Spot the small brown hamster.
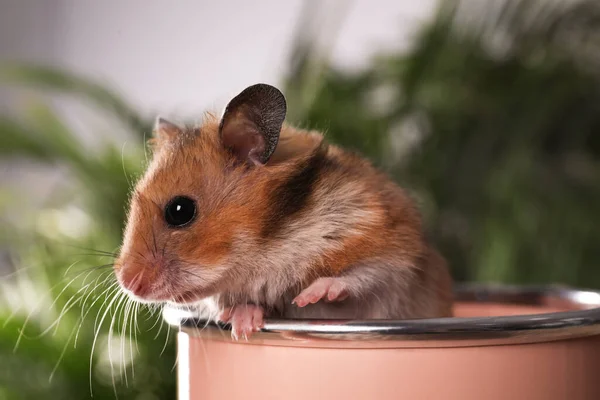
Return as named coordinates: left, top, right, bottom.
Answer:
left=115, top=84, right=453, bottom=339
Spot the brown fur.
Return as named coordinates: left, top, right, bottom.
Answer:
left=115, top=113, right=453, bottom=318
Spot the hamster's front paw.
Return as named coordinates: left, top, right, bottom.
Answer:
left=218, top=304, right=264, bottom=341
left=292, top=277, right=349, bottom=307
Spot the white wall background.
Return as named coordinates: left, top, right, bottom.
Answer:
left=1, top=0, right=435, bottom=115
left=0, top=0, right=436, bottom=196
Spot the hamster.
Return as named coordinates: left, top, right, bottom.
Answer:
left=114, top=84, right=453, bottom=340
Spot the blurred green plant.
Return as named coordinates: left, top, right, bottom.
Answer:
left=1, top=0, right=600, bottom=398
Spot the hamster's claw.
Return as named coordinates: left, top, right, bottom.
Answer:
left=292, top=277, right=349, bottom=307
left=219, top=304, right=264, bottom=341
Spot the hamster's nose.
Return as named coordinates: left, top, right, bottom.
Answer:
left=118, top=264, right=149, bottom=297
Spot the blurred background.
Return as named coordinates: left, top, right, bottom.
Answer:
left=2, top=0, right=600, bottom=398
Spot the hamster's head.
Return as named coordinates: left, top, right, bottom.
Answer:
left=114, top=84, right=290, bottom=304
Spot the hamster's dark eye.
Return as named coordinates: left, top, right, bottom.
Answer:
left=164, top=196, right=197, bottom=227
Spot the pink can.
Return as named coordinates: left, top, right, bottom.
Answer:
left=164, top=284, right=600, bottom=400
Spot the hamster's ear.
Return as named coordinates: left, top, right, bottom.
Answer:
left=219, top=83, right=287, bottom=166
left=153, top=117, right=182, bottom=141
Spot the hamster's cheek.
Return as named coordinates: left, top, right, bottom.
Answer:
left=161, top=263, right=228, bottom=304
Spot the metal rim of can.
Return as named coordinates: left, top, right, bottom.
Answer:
left=163, top=283, right=600, bottom=348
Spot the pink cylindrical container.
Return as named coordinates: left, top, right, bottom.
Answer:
left=164, top=284, right=600, bottom=400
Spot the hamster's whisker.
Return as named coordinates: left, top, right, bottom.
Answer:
left=59, top=242, right=120, bottom=257
left=42, top=265, right=120, bottom=394
left=133, top=301, right=141, bottom=353
left=161, top=318, right=172, bottom=358
left=75, top=279, right=119, bottom=348
left=127, top=296, right=137, bottom=381
left=72, top=276, right=115, bottom=344
left=119, top=291, right=130, bottom=389
left=151, top=226, right=159, bottom=256
left=93, top=283, right=122, bottom=337
left=80, top=273, right=117, bottom=322
left=152, top=307, right=165, bottom=340
left=89, top=284, right=124, bottom=397
left=49, top=314, right=79, bottom=384
left=138, top=231, right=153, bottom=255
left=127, top=250, right=149, bottom=266
left=113, top=290, right=126, bottom=385
left=179, top=268, right=205, bottom=281
left=62, top=263, right=115, bottom=278
left=31, top=270, right=112, bottom=339
left=121, top=292, right=132, bottom=390
left=13, top=262, right=101, bottom=348
left=169, top=323, right=179, bottom=374
left=108, top=291, right=127, bottom=391
left=195, top=321, right=212, bottom=376
left=158, top=289, right=175, bottom=359
left=70, top=253, right=117, bottom=259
